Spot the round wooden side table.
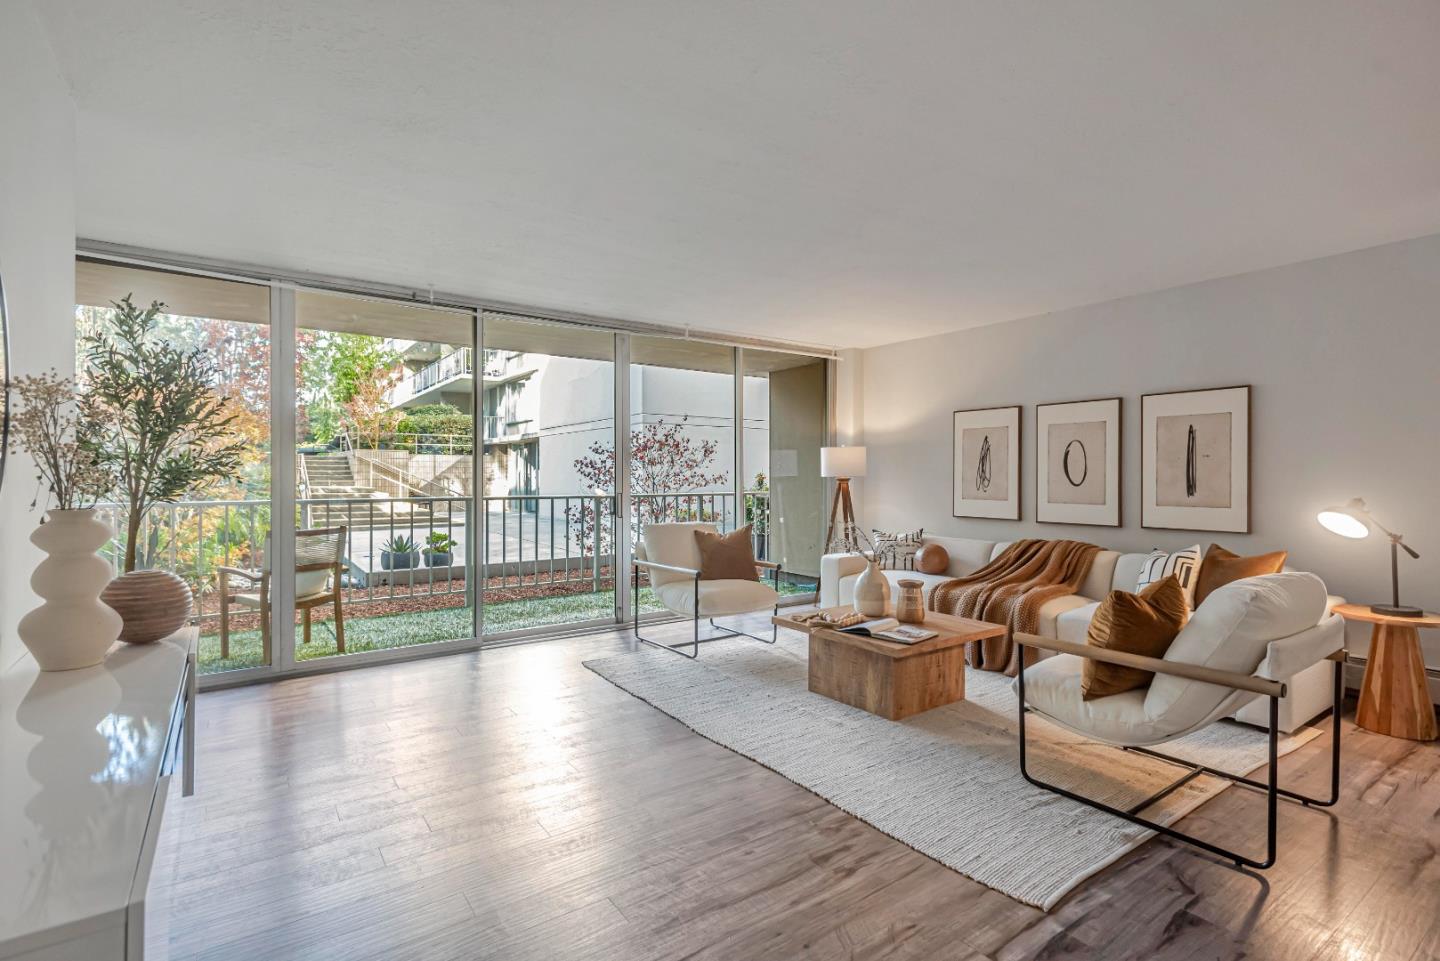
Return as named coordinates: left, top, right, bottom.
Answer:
left=1333, top=603, right=1440, bottom=741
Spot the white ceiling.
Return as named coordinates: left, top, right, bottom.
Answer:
left=39, top=1, right=1440, bottom=350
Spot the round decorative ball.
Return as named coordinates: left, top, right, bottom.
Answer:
left=914, top=543, right=950, bottom=575
left=102, top=570, right=193, bottom=644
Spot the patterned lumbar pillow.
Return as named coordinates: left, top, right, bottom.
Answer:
left=1136, top=544, right=1202, bottom=608
left=871, top=528, right=924, bottom=570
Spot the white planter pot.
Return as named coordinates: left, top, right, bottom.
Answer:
left=17, top=509, right=123, bottom=671
left=853, top=558, right=891, bottom=617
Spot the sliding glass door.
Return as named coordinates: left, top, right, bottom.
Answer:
left=478, top=312, right=618, bottom=636
left=75, top=259, right=274, bottom=676
left=742, top=349, right=827, bottom=599
left=291, top=290, right=478, bottom=663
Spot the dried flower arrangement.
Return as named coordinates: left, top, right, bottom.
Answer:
left=6, top=369, right=113, bottom=512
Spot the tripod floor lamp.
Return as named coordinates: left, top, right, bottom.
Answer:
left=822, top=446, right=867, bottom=554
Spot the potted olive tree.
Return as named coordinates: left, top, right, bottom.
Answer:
left=82, top=296, right=247, bottom=643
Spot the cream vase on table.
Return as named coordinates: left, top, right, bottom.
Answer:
left=853, top=557, right=891, bottom=616
left=17, top=509, right=124, bottom=671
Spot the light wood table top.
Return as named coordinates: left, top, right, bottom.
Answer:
left=773, top=605, right=1006, bottom=658
left=1332, top=604, right=1440, bottom=629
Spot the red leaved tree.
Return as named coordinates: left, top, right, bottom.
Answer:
left=566, top=418, right=729, bottom=555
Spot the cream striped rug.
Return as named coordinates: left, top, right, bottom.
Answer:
left=584, top=630, right=1318, bottom=910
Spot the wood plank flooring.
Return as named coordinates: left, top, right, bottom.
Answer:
left=146, top=616, right=1440, bottom=961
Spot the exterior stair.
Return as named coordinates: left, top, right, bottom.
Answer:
left=300, top=452, right=448, bottom=532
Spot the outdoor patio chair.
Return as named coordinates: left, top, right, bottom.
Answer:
left=218, top=526, right=348, bottom=662
left=632, top=521, right=781, bottom=658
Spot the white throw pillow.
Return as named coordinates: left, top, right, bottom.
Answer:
left=1137, top=545, right=1202, bottom=608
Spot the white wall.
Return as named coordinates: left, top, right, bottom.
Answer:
left=0, top=1, right=77, bottom=668
left=861, top=233, right=1440, bottom=669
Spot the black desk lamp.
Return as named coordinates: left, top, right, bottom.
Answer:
left=1317, top=497, right=1423, bottom=617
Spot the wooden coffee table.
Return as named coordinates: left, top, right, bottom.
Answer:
left=773, top=605, right=1006, bottom=720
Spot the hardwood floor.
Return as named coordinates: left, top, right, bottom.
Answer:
left=147, top=616, right=1440, bottom=961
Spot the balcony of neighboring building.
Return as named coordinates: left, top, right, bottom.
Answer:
left=384, top=347, right=536, bottom=409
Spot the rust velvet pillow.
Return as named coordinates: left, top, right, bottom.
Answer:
left=1193, top=544, right=1288, bottom=607
left=694, top=524, right=759, bottom=581
left=1081, top=574, right=1190, bottom=700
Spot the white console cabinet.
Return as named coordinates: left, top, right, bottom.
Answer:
left=0, top=628, right=196, bottom=960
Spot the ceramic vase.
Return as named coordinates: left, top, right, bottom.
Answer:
left=102, top=569, right=193, bottom=644
left=17, top=509, right=124, bottom=671
left=853, top=557, right=891, bottom=616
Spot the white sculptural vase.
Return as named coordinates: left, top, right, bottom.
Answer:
left=853, top=557, right=891, bottom=617
left=17, top=509, right=123, bottom=671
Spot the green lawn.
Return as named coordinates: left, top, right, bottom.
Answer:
left=198, top=587, right=666, bottom=673
left=198, top=578, right=815, bottom=674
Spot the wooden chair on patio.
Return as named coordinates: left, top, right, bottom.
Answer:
left=218, top=526, right=348, bottom=662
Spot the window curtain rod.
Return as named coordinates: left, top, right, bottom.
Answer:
left=76, top=239, right=840, bottom=360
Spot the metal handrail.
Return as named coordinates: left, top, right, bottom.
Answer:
left=385, top=346, right=473, bottom=405
left=351, top=448, right=466, bottom=498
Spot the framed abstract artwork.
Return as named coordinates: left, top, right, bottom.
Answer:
left=1141, top=386, right=1250, bottom=532
left=1036, top=397, right=1121, bottom=526
left=952, top=405, right=1020, bottom=520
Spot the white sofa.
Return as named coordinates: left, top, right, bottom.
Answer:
left=820, top=534, right=1343, bottom=733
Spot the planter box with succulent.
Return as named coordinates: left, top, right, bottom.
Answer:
left=81, top=296, right=247, bottom=644
left=380, top=535, right=421, bottom=570
left=422, top=531, right=457, bottom=567
left=8, top=369, right=123, bottom=670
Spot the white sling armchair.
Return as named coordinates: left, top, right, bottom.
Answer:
left=1013, top=572, right=1345, bottom=870
left=632, top=521, right=781, bottom=658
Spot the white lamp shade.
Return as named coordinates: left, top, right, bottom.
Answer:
left=820, top=446, right=866, bottom=478
left=1317, top=498, right=1371, bottom=539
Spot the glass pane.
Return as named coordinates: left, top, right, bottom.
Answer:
left=294, top=291, right=476, bottom=661
left=627, top=336, right=737, bottom=615
left=743, top=350, right=827, bottom=599
left=628, top=335, right=737, bottom=534
left=480, top=312, right=616, bottom=634
left=75, top=260, right=272, bottom=674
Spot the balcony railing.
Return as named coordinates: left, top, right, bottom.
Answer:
left=385, top=347, right=473, bottom=406
left=95, top=490, right=773, bottom=628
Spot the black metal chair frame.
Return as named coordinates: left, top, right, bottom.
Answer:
left=632, top=558, right=780, bottom=658
left=1015, top=635, right=1344, bottom=870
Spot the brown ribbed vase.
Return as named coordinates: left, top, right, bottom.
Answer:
left=102, top=570, right=193, bottom=644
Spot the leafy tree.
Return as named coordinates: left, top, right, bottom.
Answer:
left=746, top=471, right=769, bottom=537
left=565, top=418, right=729, bottom=554
left=342, top=366, right=404, bottom=449
left=80, top=296, right=248, bottom=573
left=299, top=333, right=400, bottom=443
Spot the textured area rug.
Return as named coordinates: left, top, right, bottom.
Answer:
left=584, top=631, right=1318, bottom=910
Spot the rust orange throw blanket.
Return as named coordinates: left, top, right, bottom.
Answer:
left=929, top=539, right=1100, bottom=675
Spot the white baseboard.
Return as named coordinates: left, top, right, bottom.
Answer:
left=1344, top=656, right=1440, bottom=706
